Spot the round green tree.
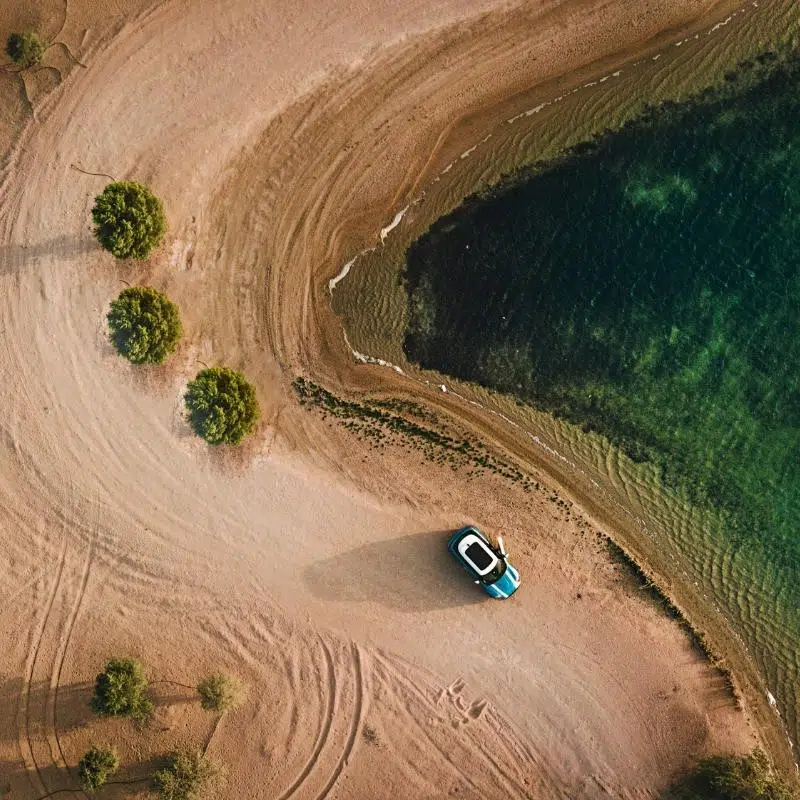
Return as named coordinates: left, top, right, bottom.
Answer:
left=184, top=368, right=260, bottom=445
left=92, top=181, right=166, bottom=259
left=153, top=749, right=224, bottom=800
left=78, top=746, right=119, bottom=793
left=6, top=32, right=44, bottom=68
left=107, top=286, right=183, bottom=364
left=197, top=673, right=245, bottom=712
left=91, top=657, right=153, bottom=724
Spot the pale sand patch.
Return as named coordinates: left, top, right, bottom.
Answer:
left=0, top=0, right=781, bottom=798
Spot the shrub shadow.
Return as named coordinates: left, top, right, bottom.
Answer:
left=0, top=676, right=94, bottom=742
left=0, top=236, right=96, bottom=273
left=0, top=758, right=160, bottom=800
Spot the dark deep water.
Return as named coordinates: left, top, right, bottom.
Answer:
left=404, top=53, right=800, bottom=742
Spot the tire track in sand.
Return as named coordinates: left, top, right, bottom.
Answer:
left=16, top=525, right=96, bottom=797
left=314, top=642, right=365, bottom=800
left=276, top=635, right=337, bottom=800
left=372, top=651, right=486, bottom=798
left=373, top=650, right=544, bottom=799
left=17, top=537, right=68, bottom=796
left=51, top=531, right=96, bottom=778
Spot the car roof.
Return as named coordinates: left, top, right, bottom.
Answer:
left=457, top=533, right=499, bottom=576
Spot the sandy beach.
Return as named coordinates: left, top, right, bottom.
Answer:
left=0, top=1, right=791, bottom=798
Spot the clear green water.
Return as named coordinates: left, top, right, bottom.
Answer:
left=404, top=53, right=800, bottom=743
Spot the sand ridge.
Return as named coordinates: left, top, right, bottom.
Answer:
left=0, top=0, right=782, bottom=797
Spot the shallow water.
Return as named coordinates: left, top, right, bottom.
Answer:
left=403, top=51, right=800, bottom=744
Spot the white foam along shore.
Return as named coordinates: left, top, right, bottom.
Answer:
left=328, top=249, right=374, bottom=293
left=380, top=205, right=410, bottom=242
left=323, top=0, right=774, bottom=521
left=327, top=207, right=411, bottom=295
left=328, top=0, right=761, bottom=305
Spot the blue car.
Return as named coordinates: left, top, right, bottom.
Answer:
left=447, top=526, right=521, bottom=599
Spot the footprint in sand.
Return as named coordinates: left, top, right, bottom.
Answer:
left=442, top=678, right=489, bottom=726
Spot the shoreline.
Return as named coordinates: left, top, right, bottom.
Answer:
left=329, top=0, right=780, bottom=316
left=324, top=0, right=799, bottom=776
left=0, top=0, right=796, bottom=795
left=293, top=367, right=799, bottom=779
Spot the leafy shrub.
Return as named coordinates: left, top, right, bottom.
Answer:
left=665, top=750, right=795, bottom=800
left=184, top=368, right=260, bottom=445
left=6, top=32, right=44, bottom=68
left=78, top=747, right=119, bottom=793
left=197, top=673, right=244, bottom=712
left=92, top=181, right=166, bottom=259
left=107, top=286, right=183, bottom=364
left=152, top=749, right=224, bottom=800
left=91, top=657, right=153, bottom=723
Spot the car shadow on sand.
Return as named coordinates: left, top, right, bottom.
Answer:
left=303, top=530, right=487, bottom=612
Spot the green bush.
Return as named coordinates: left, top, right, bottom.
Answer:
left=152, top=749, right=223, bottom=800
left=6, top=32, right=44, bottom=68
left=665, top=750, right=795, bottom=800
left=197, top=673, right=244, bottom=712
left=107, top=286, right=183, bottom=364
left=91, top=181, right=166, bottom=259
left=184, top=368, right=260, bottom=445
left=91, top=657, right=153, bottom=723
left=78, top=746, right=119, bottom=793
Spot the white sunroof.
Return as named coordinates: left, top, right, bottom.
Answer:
left=457, top=534, right=498, bottom=576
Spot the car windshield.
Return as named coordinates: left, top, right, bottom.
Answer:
left=481, top=557, right=507, bottom=585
